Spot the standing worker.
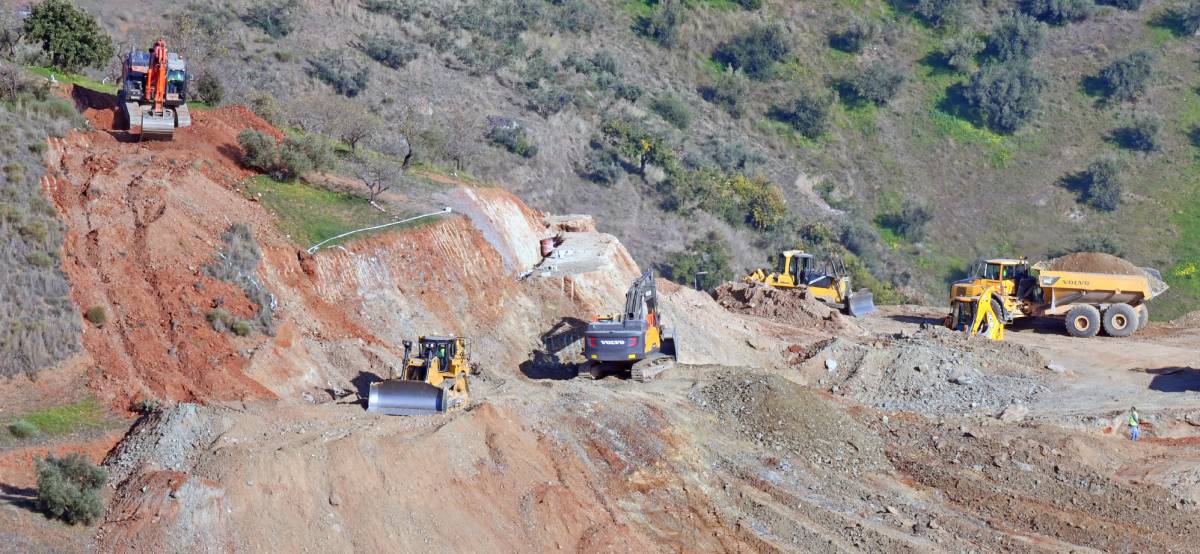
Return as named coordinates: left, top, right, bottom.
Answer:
left=1128, top=406, right=1140, bottom=442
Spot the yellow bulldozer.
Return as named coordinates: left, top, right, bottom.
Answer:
left=946, top=257, right=1165, bottom=338
left=745, top=250, right=877, bottom=317
left=367, top=336, right=471, bottom=415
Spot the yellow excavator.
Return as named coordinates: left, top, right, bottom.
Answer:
left=578, top=270, right=675, bottom=382
left=947, top=285, right=1005, bottom=340
left=745, top=250, right=877, bottom=317
left=367, top=336, right=471, bottom=415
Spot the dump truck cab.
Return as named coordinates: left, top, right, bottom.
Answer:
left=950, top=258, right=1032, bottom=321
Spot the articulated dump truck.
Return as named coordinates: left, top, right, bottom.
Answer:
left=948, top=257, right=1168, bottom=338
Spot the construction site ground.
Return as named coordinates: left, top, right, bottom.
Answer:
left=1, top=87, right=1198, bottom=552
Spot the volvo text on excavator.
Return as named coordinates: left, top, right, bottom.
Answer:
left=367, top=336, right=471, bottom=416
left=579, top=270, right=676, bottom=382
left=119, top=39, right=191, bottom=139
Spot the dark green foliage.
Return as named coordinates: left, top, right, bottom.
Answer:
left=9, top=420, right=37, bottom=438
left=1096, top=0, right=1142, bottom=9
left=634, top=0, right=684, bottom=48
left=650, top=94, right=692, bottom=129
left=203, top=224, right=275, bottom=335
left=230, top=319, right=253, bottom=337
left=913, top=0, right=968, bottom=27
left=278, top=135, right=336, bottom=180
left=206, top=308, right=232, bottom=332
left=1163, top=0, right=1200, bottom=35
left=554, top=0, right=599, bottom=33
left=360, top=34, right=418, bottom=69
left=614, top=82, right=644, bottom=103
left=36, top=453, right=107, bottom=525
left=597, top=116, right=676, bottom=177
left=706, top=140, right=764, bottom=173
left=23, top=0, right=115, bottom=72
left=486, top=124, right=539, bottom=158
left=194, top=71, right=224, bottom=106
left=941, top=34, right=984, bottom=72
left=237, top=130, right=277, bottom=173
left=360, top=0, right=417, bottom=20
left=713, top=24, right=791, bottom=81
left=527, top=87, right=574, bottom=116
left=1112, top=114, right=1160, bottom=152
left=84, top=306, right=106, bottom=327
left=964, top=61, right=1046, bottom=133
left=875, top=202, right=933, bottom=240
left=1019, top=0, right=1093, bottom=25
left=1082, top=156, right=1125, bottom=211
left=580, top=148, right=623, bottom=184
left=243, top=0, right=304, bottom=38
left=702, top=68, right=749, bottom=118
left=736, top=0, right=764, bottom=8
left=774, top=86, right=833, bottom=139
left=986, top=13, right=1045, bottom=61
left=844, top=61, right=905, bottom=106
left=308, top=49, right=371, bottom=97
left=829, top=17, right=879, bottom=54
left=1097, top=49, right=1155, bottom=102
left=662, top=232, right=734, bottom=291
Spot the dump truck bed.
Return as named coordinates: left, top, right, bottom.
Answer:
left=1031, top=267, right=1162, bottom=316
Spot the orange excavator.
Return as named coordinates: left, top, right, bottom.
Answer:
left=119, top=39, right=191, bottom=139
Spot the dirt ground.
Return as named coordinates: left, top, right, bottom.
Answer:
left=3, top=86, right=1199, bottom=553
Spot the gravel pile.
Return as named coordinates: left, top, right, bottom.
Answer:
left=800, top=327, right=1050, bottom=416
left=692, top=372, right=889, bottom=475
left=1044, top=252, right=1169, bottom=298
left=712, top=282, right=859, bottom=333
left=104, top=403, right=231, bottom=484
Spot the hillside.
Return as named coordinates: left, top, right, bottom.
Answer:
left=53, top=0, right=1200, bottom=318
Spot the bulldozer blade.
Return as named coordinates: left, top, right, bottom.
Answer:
left=367, top=380, right=445, bottom=416
left=846, top=290, right=877, bottom=317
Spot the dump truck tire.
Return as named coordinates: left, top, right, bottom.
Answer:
left=1136, top=304, right=1149, bottom=331
left=1065, top=305, right=1101, bottom=338
left=1103, top=303, right=1138, bottom=338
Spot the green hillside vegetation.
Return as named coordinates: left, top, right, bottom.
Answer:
left=11, top=0, right=1200, bottom=318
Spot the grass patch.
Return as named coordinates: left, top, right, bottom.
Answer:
left=927, top=107, right=1013, bottom=168
left=6, top=398, right=109, bottom=438
left=25, top=66, right=116, bottom=95
left=1163, top=187, right=1200, bottom=319
left=243, top=176, right=430, bottom=248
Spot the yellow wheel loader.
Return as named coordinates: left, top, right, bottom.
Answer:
left=368, top=336, right=471, bottom=415
left=579, top=270, right=675, bottom=382
left=745, top=250, right=877, bottom=317
left=946, top=258, right=1166, bottom=338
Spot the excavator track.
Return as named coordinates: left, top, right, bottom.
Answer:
left=631, top=354, right=675, bottom=383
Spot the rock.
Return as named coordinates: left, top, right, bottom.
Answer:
left=329, top=491, right=342, bottom=506
left=1046, top=363, right=1067, bottom=374
left=928, top=519, right=940, bottom=529
left=825, top=359, right=838, bottom=371
left=885, top=506, right=899, bottom=515
left=998, top=405, right=1029, bottom=423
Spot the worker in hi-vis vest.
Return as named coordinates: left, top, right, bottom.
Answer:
left=1128, top=407, right=1140, bottom=442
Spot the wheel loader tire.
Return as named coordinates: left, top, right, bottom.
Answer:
left=1103, top=303, right=1138, bottom=338
left=1064, top=305, right=1101, bottom=338
left=1135, top=305, right=1149, bottom=331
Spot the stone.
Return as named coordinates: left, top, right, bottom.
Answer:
left=825, top=359, right=838, bottom=371
left=998, top=404, right=1029, bottom=423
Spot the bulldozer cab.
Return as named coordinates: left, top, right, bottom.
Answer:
left=419, top=336, right=458, bottom=372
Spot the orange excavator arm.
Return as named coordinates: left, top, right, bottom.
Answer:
left=144, top=39, right=168, bottom=115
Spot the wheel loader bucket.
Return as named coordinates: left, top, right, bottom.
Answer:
left=846, top=289, right=877, bottom=317
left=367, top=380, right=446, bottom=416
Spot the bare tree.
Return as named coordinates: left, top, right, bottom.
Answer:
left=0, top=9, right=22, bottom=57
left=351, top=154, right=401, bottom=204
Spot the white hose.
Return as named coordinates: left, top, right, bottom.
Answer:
left=305, top=207, right=452, bottom=254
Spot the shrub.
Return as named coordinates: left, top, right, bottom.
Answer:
left=84, top=306, right=106, bottom=327
left=876, top=202, right=933, bottom=240
left=8, top=420, right=37, bottom=439
left=829, top=17, right=879, bottom=54
left=360, top=33, right=418, bottom=69
left=205, top=224, right=275, bottom=334
left=360, top=0, right=417, bottom=20
left=1113, top=114, right=1160, bottom=152
left=634, top=0, right=685, bottom=48
left=1083, top=156, right=1124, bottom=211
left=942, top=34, right=984, bottom=72
left=193, top=71, right=224, bottom=106
left=707, top=140, right=764, bottom=173
left=309, top=50, right=371, bottom=97
left=527, top=87, right=574, bottom=117
left=844, top=61, right=905, bottom=106
left=775, top=86, right=833, bottom=139
left=1098, top=49, right=1155, bottom=102
left=597, top=116, right=675, bottom=177
left=28, top=251, right=53, bottom=268
left=130, top=398, right=162, bottom=415
left=1096, top=0, right=1142, bottom=9
left=986, top=13, right=1045, bottom=61
left=732, top=174, right=787, bottom=230
left=913, top=0, right=968, bottom=27
left=1019, top=0, right=1093, bottom=25
left=555, top=0, right=599, bottom=33
left=659, top=169, right=785, bottom=229
left=662, top=233, right=734, bottom=291
left=22, top=0, right=115, bottom=72
left=964, top=61, right=1046, bottom=133
left=703, top=68, right=749, bottom=118
left=277, top=135, right=336, bottom=180
left=236, top=130, right=277, bottom=173
left=206, top=308, right=232, bottom=332
left=1165, top=0, right=1200, bottom=35
left=614, top=81, right=644, bottom=103
left=650, top=94, right=692, bottom=130
left=243, top=0, right=303, bottom=38
left=580, top=148, right=623, bottom=184
left=36, top=453, right=107, bottom=525
left=231, top=319, right=253, bottom=337
left=714, top=24, right=791, bottom=81
left=486, top=124, right=538, bottom=158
